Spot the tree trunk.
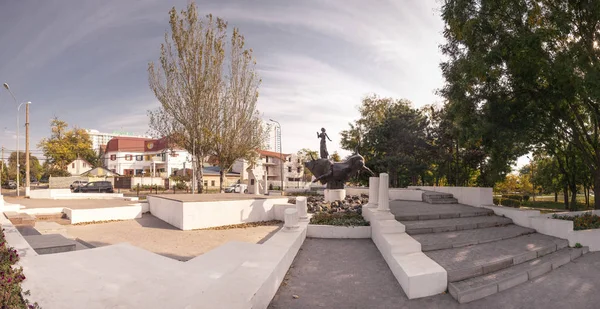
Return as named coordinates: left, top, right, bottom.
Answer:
left=563, top=186, right=569, bottom=210
left=219, top=170, right=225, bottom=193
left=197, top=156, right=204, bottom=194
left=584, top=186, right=589, bottom=208
left=570, top=184, right=577, bottom=211
left=594, top=171, right=600, bottom=210
left=554, top=191, right=558, bottom=203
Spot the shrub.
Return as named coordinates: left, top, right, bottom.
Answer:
left=575, top=243, right=583, bottom=248
left=502, top=194, right=523, bottom=201
left=522, top=195, right=530, bottom=202
left=173, top=182, right=188, bottom=190
left=0, top=228, right=41, bottom=308
left=552, top=212, right=600, bottom=230
left=309, top=212, right=369, bottom=226
left=493, top=197, right=500, bottom=205
left=500, top=198, right=521, bottom=208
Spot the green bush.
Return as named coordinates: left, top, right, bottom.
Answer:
left=522, top=195, right=530, bottom=202
left=493, top=197, right=500, bottom=205
left=502, top=194, right=524, bottom=201
left=500, top=198, right=521, bottom=208
left=309, top=212, right=369, bottom=226
left=0, top=228, right=41, bottom=308
left=552, top=212, right=600, bottom=230
left=173, top=182, right=188, bottom=190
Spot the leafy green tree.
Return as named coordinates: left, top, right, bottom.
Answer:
left=441, top=0, right=600, bottom=209
left=7, top=152, right=43, bottom=183
left=297, top=148, right=318, bottom=182
left=330, top=151, right=342, bottom=162
left=38, top=117, right=98, bottom=170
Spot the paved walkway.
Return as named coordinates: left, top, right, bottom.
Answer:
left=63, top=214, right=282, bottom=260
left=270, top=238, right=600, bottom=309
left=4, top=197, right=137, bottom=209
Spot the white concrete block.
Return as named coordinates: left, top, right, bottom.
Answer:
left=284, top=208, right=299, bottom=229
left=273, top=204, right=296, bottom=221
left=307, top=225, right=371, bottom=238
left=367, top=208, right=395, bottom=221
left=378, top=173, right=390, bottom=211
left=65, top=205, right=143, bottom=224
left=0, top=214, right=38, bottom=258
left=371, top=219, right=406, bottom=234
left=367, top=177, right=379, bottom=208
left=324, top=189, right=346, bottom=202
left=388, top=189, right=423, bottom=201
left=296, top=197, right=308, bottom=220
left=392, top=252, right=448, bottom=299
left=380, top=233, right=421, bottom=255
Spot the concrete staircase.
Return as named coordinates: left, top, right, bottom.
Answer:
left=394, top=202, right=589, bottom=304
left=422, top=191, right=458, bottom=204
left=4, top=211, right=36, bottom=227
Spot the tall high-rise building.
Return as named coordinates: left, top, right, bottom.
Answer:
left=263, top=123, right=280, bottom=152
left=85, top=129, right=150, bottom=154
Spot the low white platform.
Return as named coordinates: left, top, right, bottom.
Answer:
left=307, top=225, right=371, bottom=238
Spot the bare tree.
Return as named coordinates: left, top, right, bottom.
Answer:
left=148, top=4, right=226, bottom=193
left=213, top=28, right=266, bottom=192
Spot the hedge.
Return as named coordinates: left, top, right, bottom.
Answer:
left=501, top=194, right=530, bottom=202
left=499, top=198, right=521, bottom=208
left=0, top=228, right=41, bottom=308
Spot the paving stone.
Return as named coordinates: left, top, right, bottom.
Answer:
left=448, top=265, right=483, bottom=282
left=550, top=252, right=571, bottom=269
left=513, top=251, right=538, bottom=264
left=457, top=283, right=498, bottom=304
left=583, top=246, right=590, bottom=254
left=536, top=244, right=557, bottom=257
left=528, top=261, right=552, bottom=279
left=432, top=226, right=457, bottom=233
left=482, top=258, right=513, bottom=274
left=570, top=248, right=583, bottom=260
left=439, top=213, right=460, bottom=219
left=418, top=214, right=441, bottom=220
left=497, top=273, right=528, bottom=292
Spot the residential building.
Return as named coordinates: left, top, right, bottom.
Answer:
left=174, top=166, right=240, bottom=190
left=232, top=149, right=304, bottom=193
left=66, top=157, right=93, bottom=176
left=86, top=129, right=150, bottom=154
left=263, top=123, right=279, bottom=152
left=103, top=136, right=191, bottom=177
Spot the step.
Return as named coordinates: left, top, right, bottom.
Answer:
left=449, top=247, right=587, bottom=303
left=34, top=213, right=65, bottom=221
left=401, top=216, right=512, bottom=235
left=16, top=226, right=43, bottom=236
left=24, top=234, right=77, bottom=255
left=4, top=211, right=36, bottom=226
left=391, top=201, right=493, bottom=221
left=412, top=225, right=536, bottom=251
left=426, top=233, right=569, bottom=282
left=422, top=191, right=454, bottom=199
left=427, top=198, right=459, bottom=204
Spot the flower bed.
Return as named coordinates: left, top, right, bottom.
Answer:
left=309, top=212, right=369, bottom=227
left=0, top=228, right=40, bottom=309
left=552, top=212, right=600, bottom=230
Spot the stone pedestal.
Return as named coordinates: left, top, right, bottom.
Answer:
left=378, top=173, right=390, bottom=212
left=366, top=177, right=379, bottom=208
left=324, top=189, right=346, bottom=202
left=284, top=208, right=299, bottom=230
left=296, top=196, right=308, bottom=221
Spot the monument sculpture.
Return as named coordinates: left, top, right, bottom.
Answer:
left=305, top=128, right=374, bottom=201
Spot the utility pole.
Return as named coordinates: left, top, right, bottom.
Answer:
left=1, top=146, right=3, bottom=195
left=25, top=103, right=30, bottom=197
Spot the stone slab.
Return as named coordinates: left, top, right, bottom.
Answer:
left=390, top=200, right=493, bottom=222
left=371, top=219, right=406, bottom=234
left=23, top=234, right=76, bottom=255
left=402, top=216, right=513, bottom=235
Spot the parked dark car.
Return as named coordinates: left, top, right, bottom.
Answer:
left=70, top=180, right=88, bottom=190
left=73, top=181, right=114, bottom=193
left=5, top=180, right=17, bottom=189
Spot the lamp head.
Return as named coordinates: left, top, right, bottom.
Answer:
left=3, top=83, right=9, bottom=90
left=26, top=101, right=31, bottom=105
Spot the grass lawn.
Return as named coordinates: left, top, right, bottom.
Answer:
left=495, top=194, right=595, bottom=212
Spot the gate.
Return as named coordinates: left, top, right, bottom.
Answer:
left=114, top=176, right=132, bottom=189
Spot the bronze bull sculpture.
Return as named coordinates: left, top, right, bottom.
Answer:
left=304, top=153, right=374, bottom=189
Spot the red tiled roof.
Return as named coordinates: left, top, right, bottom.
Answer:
left=105, top=136, right=177, bottom=153
left=258, top=149, right=291, bottom=159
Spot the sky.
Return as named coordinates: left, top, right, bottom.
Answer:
left=0, top=0, right=530, bottom=168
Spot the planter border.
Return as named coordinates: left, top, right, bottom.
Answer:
left=307, top=224, right=371, bottom=238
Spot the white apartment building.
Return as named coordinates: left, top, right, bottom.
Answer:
left=103, top=137, right=192, bottom=177
left=232, top=149, right=304, bottom=193
left=86, top=129, right=150, bottom=154
left=263, top=123, right=279, bottom=152
left=66, top=157, right=93, bottom=176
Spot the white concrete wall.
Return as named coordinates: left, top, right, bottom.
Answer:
left=273, top=204, right=296, bottom=221
left=147, top=196, right=288, bottom=230
left=482, top=205, right=541, bottom=228
left=389, top=189, right=422, bottom=201
left=53, top=193, right=125, bottom=200
left=345, top=187, right=368, bottom=196
left=180, top=198, right=288, bottom=230
left=409, top=186, right=493, bottom=207
left=64, top=205, right=143, bottom=224
left=131, top=177, right=164, bottom=187
left=307, top=225, right=371, bottom=238
left=29, top=189, right=72, bottom=199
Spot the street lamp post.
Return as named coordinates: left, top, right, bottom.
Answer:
left=527, top=155, right=536, bottom=202
left=269, top=119, right=284, bottom=193
left=3, top=83, right=31, bottom=197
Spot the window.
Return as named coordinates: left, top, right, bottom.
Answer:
left=125, top=154, right=133, bottom=161
left=297, top=167, right=301, bottom=173
left=288, top=166, right=292, bottom=173
left=250, top=179, right=255, bottom=185
left=110, top=155, right=116, bottom=161
left=135, top=169, right=143, bottom=175
left=288, top=157, right=291, bottom=162
left=211, top=180, right=215, bottom=187
left=72, top=163, right=75, bottom=168
left=136, top=155, right=143, bottom=161
left=204, top=181, right=208, bottom=187
left=83, top=163, right=87, bottom=168
left=297, top=158, right=300, bottom=163
left=265, top=156, right=269, bottom=163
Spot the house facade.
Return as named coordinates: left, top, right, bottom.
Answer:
left=86, top=129, right=150, bottom=155
left=232, top=149, right=305, bottom=193
left=66, top=157, right=93, bottom=176
left=103, top=137, right=192, bottom=177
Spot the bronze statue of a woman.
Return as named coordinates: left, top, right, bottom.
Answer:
left=317, top=128, right=332, bottom=159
